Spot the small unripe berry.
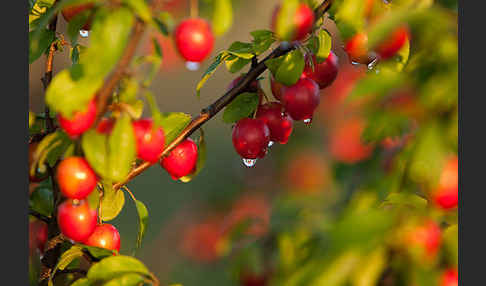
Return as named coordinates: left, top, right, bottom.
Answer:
left=57, top=199, right=97, bottom=242
left=174, top=18, right=214, bottom=62
left=281, top=77, right=320, bottom=121
left=133, top=119, right=166, bottom=163
left=161, top=139, right=198, bottom=180
left=84, top=223, right=121, bottom=252
left=232, top=118, right=270, bottom=159
left=58, top=99, right=97, bottom=138
left=61, top=2, right=95, bottom=30
left=271, top=3, right=315, bottom=41
left=256, top=102, right=293, bottom=144
left=57, top=157, right=97, bottom=200
left=303, top=51, right=339, bottom=89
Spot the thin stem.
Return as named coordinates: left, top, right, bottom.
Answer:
left=123, top=186, right=137, bottom=202
left=190, top=0, right=198, bottom=18
left=29, top=209, right=51, bottom=223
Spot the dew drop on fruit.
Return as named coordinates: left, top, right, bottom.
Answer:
left=242, top=158, right=257, bottom=167
left=351, top=61, right=361, bottom=66
left=367, top=58, right=379, bottom=70
left=185, top=61, right=200, bottom=71
left=268, top=141, right=274, bottom=148
left=79, top=30, right=89, bottom=38
left=303, top=118, right=312, bottom=125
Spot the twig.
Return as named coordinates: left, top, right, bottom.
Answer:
left=112, top=0, right=333, bottom=190
left=29, top=209, right=51, bottom=223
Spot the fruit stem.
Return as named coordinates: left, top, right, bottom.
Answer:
left=190, top=0, right=199, bottom=18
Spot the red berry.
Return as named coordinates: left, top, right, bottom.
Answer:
left=227, top=76, right=260, bottom=93
left=84, top=223, right=121, bottom=252
left=57, top=199, right=97, bottom=242
left=133, top=119, right=165, bottom=163
left=345, top=33, right=369, bottom=64
left=240, top=272, right=268, bottom=286
left=270, top=75, right=284, bottom=101
left=180, top=216, right=225, bottom=262
left=58, top=99, right=97, bottom=138
left=329, top=117, right=374, bottom=164
left=376, top=25, right=410, bottom=59
left=61, top=3, right=95, bottom=30
left=96, top=118, right=115, bottom=134
left=408, top=220, right=442, bottom=259
left=57, top=157, right=97, bottom=200
left=303, top=51, right=339, bottom=89
left=161, top=139, right=198, bottom=180
left=433, top=156, right=458, bottom=210
left=281, top=77, right=320, bottom=121
left=440, top=268, right=458, bottom=286
left=174, top=18, right=214, bottom=62
left=232, top=118, right=270, bottom=159
left=271, top=3, right=315, bottom=41
left=29, top=220, right=48, bottom=254
left=256, top=102, right=293, bottom=144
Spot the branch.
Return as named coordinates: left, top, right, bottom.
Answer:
left=113, top=0, right=333, bottom=190
left=94, top=19, right=146, bottom=126
left=29, top=209, right=51, bottom=223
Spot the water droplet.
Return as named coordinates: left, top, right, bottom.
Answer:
left=268, top=141, right=274, bottom=148
left=185, top=61, right=200, bottom=71
left=242, top=158, right=257, bottom=167
left=351, top=61, right=361, bottom=66
left=367, top=58, right=379, bottom=70
left=79, top=30, right=89, bottom=38
left=303, top=118, right=312, bottom=125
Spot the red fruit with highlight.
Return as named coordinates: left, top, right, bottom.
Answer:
left=303, top=51, right=339, bottom=89
left=281, top=77, right=320, bottom=121
left=440, top=268, right=458, bottom=286
left=57, top=199, right=97, bottom=242
left=62, top=3, right=95, bottom=30
left=174, top=18, right=214, bottom=62
left=433, top=156, right=458, bottom=210
left=58, top=99, right=97, bottom=138
left=133, top=119, right=166, bottom=163
left=271, top=3, right=315, bottom=41
left=57, top=157, right=97, bottom=200
left=161, top=138, right=198, bottom=180
left=232, top=118, right=270, bottom=159
left=256, top=102, right=293, bottom=144
left=376, top=25, right=410, bottom=59
left=84, top=224, right=121, bottom=252
left=345, top=33, right=369, bottom=64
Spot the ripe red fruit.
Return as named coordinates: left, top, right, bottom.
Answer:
left=29, top=220, right=48, bottom=254
left=57, top=157, right=97, bottom=200
left=281, top=77, right=320, bottom=121
left=227, top=76, right=260, bottom=93
left=96, top=118, right=115, bottom=134
left=376, top=25, right=410, bottom=60
left=133, top=119, right=165, bottom=163
left=240, top=272, right=268, bottom=286
left=58, top=99, right=97, bottom=138
left=329, top=117, right=374, bottom=164
left=57, top=199, right=97, bottom=242
left=83, top=224, right=121, bottom=252
left=439, top=268, right=458, bottom=286
left=270, top=75, right=284, bottom=101
left=433, top=156, right=458, bottom=210
left=407, top=220, right=442, bottom=259
left=174, top=18, right=214, bottom=62
left=228, top=194, right=270, bottom=237
left=232, top=118, right=270, bottom=159
left=303, top=51, right=339, bottom=89
left=271, top=3, right=315, bottom=41
left=345, top=33, right=369, bottom=64
left=285, top=151, right=330, bottom=194
left=161, top=139, right=198, bottom=180
left=256, top=102, right=293, bottom=144
left=61, top=3, right=95, bottom=30
left=180, top=216, right=225, bottom=262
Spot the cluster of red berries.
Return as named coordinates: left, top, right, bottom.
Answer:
left=345, top=25, right=410, bottom=64
left=231, top=51, right=339, bottom=163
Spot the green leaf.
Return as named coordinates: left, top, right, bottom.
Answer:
left=228, top=41, right=254, bottom=59
left=212, top=0, right=233, bottom=36
left=222, top=92, right=259, bottom=123
left=154, top=112, right=192, bottom=146
left=119, top=77, right=139, bottom=104
left=314, top=29, right=332, bottom=63
left=100, top=183, right=125, bottom=221
left=361, top=111, right=410, bottom=144
left=82, top=130, right=109, bottom=179
left=153, top=11, right=174, bottom=35
left=82, top=245, right=115, bottom=259
left=122, top=0, right=152, bottom=23
left=251, top=29, right=276, bottom=55
left=274, top=0, right=299, bottom=41
left=71, top=278, right=91, bottom=286
left=134, top=200, right=149, bottom=249
left=380, top=193, right=428, bottom=210
left=225, top=55, right=251, bottom=73
left=87, top=255, right=150, bottom=282
left=196, top=52, right=231, bottom=97
left=48, top=245, right=85, bottom=286
left=332, top=0, right=367, bottom=40
left=103, top=273, right=146, bottom=286
left=32, top=131, right=72, bottom=176
left=29, top=28, right=55, bottom=64
left=180, top=129, right=207, bottom=182
left=267, top=49, right=305, bottom=86
left=351, top=247, right=387, bottom=286
left=29, top=187, right=54, bottom=218
left=349, top=72, right=405, bottom=101
left=107, top=114, right=136, bottom=182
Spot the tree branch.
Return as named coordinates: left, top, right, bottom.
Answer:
left=29, top=209, right=51, bottom=223
left=113, top=0, right=333, bottom=190
left=94, top=19, right=146, bottom=126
